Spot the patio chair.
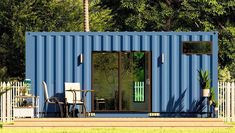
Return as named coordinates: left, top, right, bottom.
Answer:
left=42, top=81, right=65, bottom=117
left=65, top=82, right=85, bottom=117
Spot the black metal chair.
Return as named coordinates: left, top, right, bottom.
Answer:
left=42, top=81, right=66, bottom=117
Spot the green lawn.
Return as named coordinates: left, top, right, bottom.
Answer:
left=0, top=123, right=234, bottom=133
left=0, top=127, right=235, bottom=133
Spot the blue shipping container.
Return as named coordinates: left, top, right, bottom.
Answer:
left=26, top=32, right=218, bottom=117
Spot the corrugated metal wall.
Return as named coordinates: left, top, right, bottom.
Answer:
left=26, top=32, right=218, bottom=116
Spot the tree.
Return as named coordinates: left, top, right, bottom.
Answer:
left=0, top=67, right=7, bottom=81
left=83, top=0, right=90, bottom=31
left=0, top=0, right=113, bottom=80
left=100, top=0, right=235, bottom=78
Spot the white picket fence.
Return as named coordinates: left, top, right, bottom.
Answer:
left=0, top=81, right=235, bottom=122
left=0, top=82, right=23, bottom=123
left=218, top=82, right=235, bottom=122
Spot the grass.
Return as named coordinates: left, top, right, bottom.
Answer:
left=0, top=122, right=14, bottom=129
left=0, top=122, right=234, bottom=133
left=0, top=127, right=235, bottom=133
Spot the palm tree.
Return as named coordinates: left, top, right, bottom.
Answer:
left=83, top=0, right=90, bottom=32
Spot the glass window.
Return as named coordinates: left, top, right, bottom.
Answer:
left=121, top=52, right=149, bottom=111
left=92, top=52, right=151, bottom=112
left=93, top=53, right=119, bottom=111
left=183, top=41, right=212, bottom=54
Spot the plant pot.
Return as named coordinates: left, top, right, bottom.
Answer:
left=202, top=89, right=210, bottom=97
left=214, top=107, right=218, bottom=111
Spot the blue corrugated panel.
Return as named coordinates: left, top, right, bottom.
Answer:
left=26, top=32, right=218, bottom=117
left=151, top=35, right=158, bottom=112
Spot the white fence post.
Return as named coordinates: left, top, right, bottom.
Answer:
left=0, top=81, right=24, bottom=123
left=221, top=82, right=226, bottom=121
left=232, top=82, right=235, bottom=121
left=6, top=82, right=11, bottom=122
left=2, top=82, right=7, bottom=122
left=226, top=82, right=231, bottom=121
left=218, top=82, right=220, bottom=119
left=218, top=81, right=235, bottom=122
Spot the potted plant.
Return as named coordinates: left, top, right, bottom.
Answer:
left=198, top=70, right=211, bottom=97
left=24, top=79, right=31, bottom=95
left=209, top=87, right=215, bottom=105
left=20, top=86, right=28, bottom=96
left=210, top=87, right=219, bottom=112
left=214, top=100, right=218, bottom=111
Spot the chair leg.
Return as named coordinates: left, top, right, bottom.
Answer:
left=68, top=105, right=73, bottom=117
left=45, top=103, right=48, bottom=117
left=65, top=103, right=68, bottom=117
left=43, top=102, right=47, bottom=118
left=57, top=103, right=64, bottom=118
left=65, top=100, right=68, bottom=117
left=78, top=105, right=82, bottom=117
left=83, top=104, right=87, bottom=117
left=71, top=104, right=75, bottom=117
left=55, top=104, right=57, bottom=117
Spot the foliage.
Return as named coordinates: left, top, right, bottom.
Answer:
left=0, top=86, right=12, bottom=96
left=209, top=87, right=216, bottom=102
left=208, top=85, right=218, bottom=108
left=214, top=99, right=218, bottom=107
left=101, top=0, right=234, bottom=31
left=0, top=0, right=235, bottom=79
left=228, top=62, right=235, bottom=80
left=218, top=66, right=232, bottom=81
left=0, top=67, right=7, bottom=81
left=198, top=70, right=211, bottom=90
left=19, top=86, right=28, bottom=95
left=0, top=0, right=113, bottom=79
left=100, top=0, right=235, bottom=78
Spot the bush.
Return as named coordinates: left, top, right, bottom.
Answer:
left=218, top=66, right=231, bottom=81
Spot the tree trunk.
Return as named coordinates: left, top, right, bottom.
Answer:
left=83, top=0, right=90, bottom=32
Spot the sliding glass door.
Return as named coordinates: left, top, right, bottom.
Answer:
left=121, top=52, right=150, bottom=111
left=92, top=52, right=151, bottom=112
left=92, top=53, right=119, bottom=111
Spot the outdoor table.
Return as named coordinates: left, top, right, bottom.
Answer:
left=65, top=89, right=94, bottom=117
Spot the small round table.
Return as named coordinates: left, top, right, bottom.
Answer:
left=65, top=89, right=94, bottom=117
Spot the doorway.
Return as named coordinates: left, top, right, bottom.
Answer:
left=92, top=52, right=151, bottom=112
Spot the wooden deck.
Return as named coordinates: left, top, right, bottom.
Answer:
left=3, top=118, right=232, bottom=128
